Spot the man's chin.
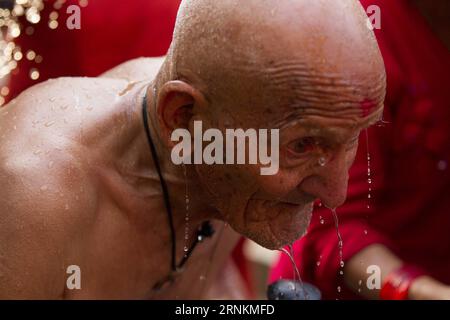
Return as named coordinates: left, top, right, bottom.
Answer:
left=250, top=223, right=308, bottom=250
left=237, top=208, right=313, bottom=250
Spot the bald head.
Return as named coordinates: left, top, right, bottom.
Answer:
left=160, top=0, right=385, bottom=112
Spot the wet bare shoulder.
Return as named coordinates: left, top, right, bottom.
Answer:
left=0, top=77, right=133, bottom=151
left=0, top=76, right=130, bottom=226
left=100, top=57, right=165, bottom=82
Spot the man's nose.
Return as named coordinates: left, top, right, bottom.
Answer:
left=302, top=150, right=352, bottom=209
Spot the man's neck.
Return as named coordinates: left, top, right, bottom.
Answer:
left=141, top=84, right=218, bottom=241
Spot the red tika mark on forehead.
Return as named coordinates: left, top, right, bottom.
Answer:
left=360, top=98, right=377, bottom=117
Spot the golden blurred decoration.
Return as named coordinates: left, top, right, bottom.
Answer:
left=0, top=0, right=44, bottom=81
left=25, top=49, right=34, bottom=60
left=29, top=67, right=38, bottom=80
left=0, top=0, right=88, bottom=106
left=1, top=85, right=10, bottom=96
left=48, top=18, right=57, bottom=29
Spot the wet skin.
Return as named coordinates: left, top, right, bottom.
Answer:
left=0, top=59, right=240, bottom=299
left=0, top=0, right=386, bottom=299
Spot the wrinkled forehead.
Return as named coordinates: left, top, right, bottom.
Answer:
left=220, top=59, right=385, bottom=131
left=260, top=58, right=386, bottom=120
left=210, top=0, right=386, bottom=127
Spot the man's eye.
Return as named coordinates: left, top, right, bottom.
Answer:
left=287, top=137, right=318, bottom=155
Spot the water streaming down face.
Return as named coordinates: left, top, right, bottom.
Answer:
left=362, top=129, right=374, bottom=238
left=331, top=209, right=344, bottom=269
left=331, top=208, right=344, bottom=295
left=329, top=129, right=375, bottom=295
left=183, top=165, right=190, bottom=257
left=278, top=245, right=310, bottom=300
left=365, top=129, right=372, bottom=214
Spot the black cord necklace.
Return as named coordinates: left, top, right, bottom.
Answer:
left=141, top=87, right=215, bottom=289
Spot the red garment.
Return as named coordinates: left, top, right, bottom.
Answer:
left=270, top=0, right=450, bottom=299
left=9, top=0, right=182, bottom=99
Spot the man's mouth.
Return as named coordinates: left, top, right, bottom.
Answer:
left=257, top=193, right=317, bottom=207
left=247, top=198, right=314, bottom=222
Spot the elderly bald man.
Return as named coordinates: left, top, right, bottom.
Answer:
left=0, top=0, right=385, bottom=299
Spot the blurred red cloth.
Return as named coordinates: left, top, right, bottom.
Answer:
left=270, top=0, right=450, bottom=299
left=9, top=0, right=181, bottom=99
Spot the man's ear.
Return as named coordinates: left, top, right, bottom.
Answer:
left=156, top=80, right=207, bottom=147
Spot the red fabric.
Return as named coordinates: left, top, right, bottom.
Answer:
left=380, top=265, right=425, bottom=300
left=270, top=0, right=450, bottom=299
left=9, top=0, right=182, bottom=99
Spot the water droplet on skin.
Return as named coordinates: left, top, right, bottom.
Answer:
left=320, top=218, right=324, bottom=224
left=319, top=215, right=324, bottom=223
left=65, top=204, right=69, bottom=210
left=183, top=246, right=189, bottom=252
left=337, top=286, right=341, bottom=293
left=49, top=97, right=56, bottom=102
left=331, top=209, right=345, bottom=285
left=316, top=261, right=321, bottom=266
left=86, top=106, right=93, bottom=111
left=183, top=165, right=191, bottom=256
left=318, top=157, right=327, bottom=167
left=33, top=150, right=42, bottom=155
left=364, top=230, right=368, bottom=235
left=40, top=185, right=48, bottom=191
left=45, top=121, right=55, bottom=127
left=365, top=129, right=374, bottom=215
left=199, top=275, right=206, bottom=281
